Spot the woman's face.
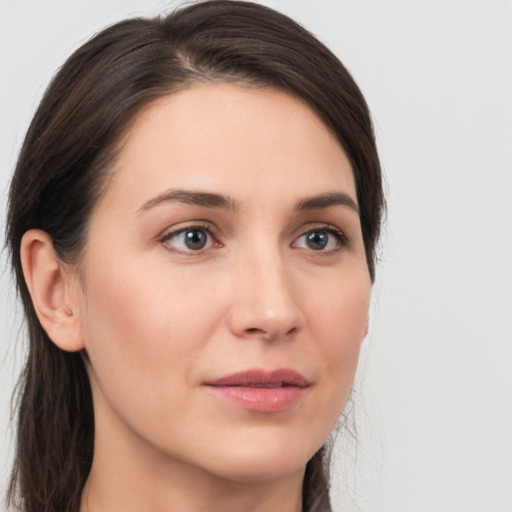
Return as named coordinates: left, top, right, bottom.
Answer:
left=76, top=84, right=371, bottom=484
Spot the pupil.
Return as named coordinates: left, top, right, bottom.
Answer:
left=185, top=230, right=207, bottom=250
left=307, top=231, right=328, bottom=250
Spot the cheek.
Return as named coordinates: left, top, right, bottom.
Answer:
left=78, top=256, right=220, bottom=399
left=77, top=257, right=230, bottom=455
left=305, top=269, right=370, bottom=409
left=308, top=265, right=370, bottom=341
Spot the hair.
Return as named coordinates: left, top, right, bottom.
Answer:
left=5, top=2, right=384, bottom=511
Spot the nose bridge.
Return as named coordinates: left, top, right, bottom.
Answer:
left=228, top=236, right=302, bottom=340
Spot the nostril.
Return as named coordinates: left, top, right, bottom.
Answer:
left=243, top=326, right=297, bottom=341
left=246, top=328, right=263, bottom=335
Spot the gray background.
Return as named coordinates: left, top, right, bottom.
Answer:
left=1, top=1, right=511, bottom=511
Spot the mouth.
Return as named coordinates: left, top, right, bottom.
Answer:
left=203, top=369, right=310, bottom=412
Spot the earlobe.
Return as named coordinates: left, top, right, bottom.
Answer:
left=20, top=229, right=84, bottom=352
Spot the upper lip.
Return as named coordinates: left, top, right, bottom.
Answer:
left=203, top=369, right=310, bottom=388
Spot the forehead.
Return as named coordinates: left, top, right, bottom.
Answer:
left=97, top=83, right=356, bottom=214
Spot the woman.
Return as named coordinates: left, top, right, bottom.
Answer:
left=5, top=1, right=384, bottom=511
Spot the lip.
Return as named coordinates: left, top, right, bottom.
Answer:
left=203, top=369, right=310, bottom=413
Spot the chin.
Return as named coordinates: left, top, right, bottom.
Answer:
left=213, top=458, right=306, bottom=485
left=199, top=438, right=316, bottom=484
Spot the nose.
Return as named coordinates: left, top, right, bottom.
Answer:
left=227, top=247, right=304, bottom=342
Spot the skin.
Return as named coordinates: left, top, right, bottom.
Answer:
left=22, top=84, right=371, bottom=512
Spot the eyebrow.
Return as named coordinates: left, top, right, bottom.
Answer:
left=137, top=189, right=239, bottom=214
left=137, top=189, right=359, bottom=215
left=295, top=192, right=359, bottom=214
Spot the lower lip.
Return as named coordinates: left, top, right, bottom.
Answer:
left=204, top=385, right=306, bottom=412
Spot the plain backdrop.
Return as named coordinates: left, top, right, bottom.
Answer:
left=1, top=1, right=511, bottom=511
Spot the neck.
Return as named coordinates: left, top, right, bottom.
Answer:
left=81, top=449, right=303, bottom=512
left=81, top=470, right=303, bottom=512
left=80, top=392, right=304, bottom=512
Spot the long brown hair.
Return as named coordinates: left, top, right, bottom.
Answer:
left=5, top=2, right=384, bottom=511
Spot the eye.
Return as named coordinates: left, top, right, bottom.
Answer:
left=161, top=226, right=217, bottom=253
left=293, top=227, right=347, bottom=252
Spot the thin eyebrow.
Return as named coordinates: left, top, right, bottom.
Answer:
left=137, top=189, right=239, bottom=214
left=295, top=192, right=359, bottom=214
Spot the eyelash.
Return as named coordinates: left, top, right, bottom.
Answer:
left=159, top=223, right=349, bottom=255
left=159, top=222, right=220, bottom=254
left=292, top=224, right=349, bottom=254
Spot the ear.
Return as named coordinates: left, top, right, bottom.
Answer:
left=20, top=229, right=85, bottom=352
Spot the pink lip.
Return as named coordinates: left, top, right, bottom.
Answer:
left=203, top=369, right=309, bottom=413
